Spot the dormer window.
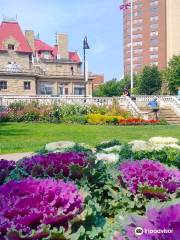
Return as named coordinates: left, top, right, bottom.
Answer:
left=8, top=44, right=15, bottom=50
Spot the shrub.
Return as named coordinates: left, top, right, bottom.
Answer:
left=18, top=152, right=88, bottom=179
left=87, top=114, right=124, bottom=125
left=96, top=139, right=121, bottom=151
left=121, top=143, right=180, bottom=169
left=112, top=201, right=180, bottom=240
left=0, top=111, right=11, bottom=122
left=119, top=159, right=180, bottom=199
left=0, top=178, right=83, bottom=239
left=0, top=159, right=16, bottom=184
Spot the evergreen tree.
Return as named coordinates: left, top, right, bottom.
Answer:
left=137, top=66, right=162, bottom=95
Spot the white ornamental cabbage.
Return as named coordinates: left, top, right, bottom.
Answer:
left=149, top=137, right=179, bottom=145
left=103, top=145, right=122, bottom=153
left=96, top=153, right=119, bottom=163
left=45, top=141, right=75, bottom=152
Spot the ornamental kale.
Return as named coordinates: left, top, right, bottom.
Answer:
left=112, top=202, right=180, bottom=240
left=0, top=178, right=83, bottom=239
left=18, top=152, right=88, bottom=179
left=119, top=159, right=180, bottom=199
left=0, top=159, right=16, bottom=184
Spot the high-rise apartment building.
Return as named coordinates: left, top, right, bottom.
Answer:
left=123, top=0, right=180, bottom=75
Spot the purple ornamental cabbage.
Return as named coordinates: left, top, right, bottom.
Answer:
left=0, top=159, right=16, bottom=184
left=112, top=203, right=180, bottom=240
left=19, top=152, right=88, bottom=178
left=0, top=178, right=83, bottom=238
left=119, top=159, right=180, bottom=199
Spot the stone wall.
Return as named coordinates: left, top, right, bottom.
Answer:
left=0, top=51, right=30, bottom=70
left=40, top=62, right=81, bottom=75
left=0, top=75, right=36, bottom=95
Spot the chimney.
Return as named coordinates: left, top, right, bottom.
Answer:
left=25, top=30, right=35, bottom=55
left=57, top=33, right=68, bottom=60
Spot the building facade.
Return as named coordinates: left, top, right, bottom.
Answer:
left=123, top=0, right=180, bottom=75
left=0, top=19, right=94, bottom=96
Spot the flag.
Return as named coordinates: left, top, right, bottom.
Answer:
left=83, top=36, right=90, bottom=50
left=119, top=2, right=131, bottom=11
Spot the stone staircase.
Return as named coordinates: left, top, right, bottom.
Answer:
left=138, top=106, right=180, bottom=124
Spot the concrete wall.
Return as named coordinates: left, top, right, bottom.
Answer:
left=166, top=0, right=180, bottom=63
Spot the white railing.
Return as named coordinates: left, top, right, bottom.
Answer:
left=1, top=95, right=180, bottom=119
left=124, top=96, right=149, bottom=119
left=135, top=95, right=180, bottom=117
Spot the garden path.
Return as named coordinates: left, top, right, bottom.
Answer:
left=0, top=152, right=33, bottom=161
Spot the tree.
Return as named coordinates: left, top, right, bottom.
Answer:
left=93, top=78, right=121, bottom=97
left=165, top=55, right=180, bottom=94
left=137, top=66, right=162, bottom=95
left=93, top=75, right=136, bottom=97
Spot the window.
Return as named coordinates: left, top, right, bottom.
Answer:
left=133, top=3, right=143, bottom=9
left=8, top=44, right=15, bottom=50
left=40, top=82, right=53, bottom=95
left=133, top=34, right=143, bottom=39
left=150, top=31, right=158, bottom=37
left=134, top=48, right=143, bottom=54
left=150, top=23, right=158, bottom=29
left=74, top=85, right=85, bottom=95
left=133, top=19, right=143, bottom=25
left=150, top=1, right=159, bottom=6
left=150, top=62, right=158, bottom=66
left=133, top=26, right=143, bottom=32
left=151, top=38, right=159, bottom=46
left=133, top=56, right=143, bottom=62
left=134, top=63, right=142, bottom=68
left=133, top=10, right=142, bottom=17
left=150, top=16, right=159, bottom=22
left=151, top=7, right=158, bottom=15
left=150, top=54, right=158, bottom=59
left=24, top=81, right=31, bottom=90
left=150, top=47, right=158, bottom=52
left=133, top=41, right=143, bottom=46
left=0, top=81, right=7, bottom=90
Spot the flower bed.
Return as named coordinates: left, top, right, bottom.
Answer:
left=0, top=178, right=83, bottom=239
left=0, top=137, right=179, bottom=239
left=0, top=101, right=164, bottom=125
left=18, top=152, right=88, bottom=179
left=119, top=159, right=180, bottom=199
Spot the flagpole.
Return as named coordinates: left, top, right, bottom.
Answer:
left=130, top=0, right=133, bottom=91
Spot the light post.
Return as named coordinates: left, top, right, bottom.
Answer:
left=83, top=36, right=90, bottom=98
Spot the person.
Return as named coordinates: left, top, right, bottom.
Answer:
left=123, top=87, right=130, bottom=97
left=177, top=87, right=180, bottom=100
left=147, top=96, right=159, bottom=120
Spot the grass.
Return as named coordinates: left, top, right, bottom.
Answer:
left=0, top=122, right=180, bottom=154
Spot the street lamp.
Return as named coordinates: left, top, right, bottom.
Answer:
left=83, top=36, right=90, bottom=98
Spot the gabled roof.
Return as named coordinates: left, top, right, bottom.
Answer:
left=52, top=45, right=81, bottom=63
left=35, top=39, right=54, bottom=52
left=0, top=21, right=32, bottom=53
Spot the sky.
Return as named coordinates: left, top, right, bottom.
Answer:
left=0, top=0, right=124, bottom=81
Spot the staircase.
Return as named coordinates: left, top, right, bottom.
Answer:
left=138, top=106, right=180, bottom=124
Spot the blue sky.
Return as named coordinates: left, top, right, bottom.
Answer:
left=0, top=0, right=124, bottom=80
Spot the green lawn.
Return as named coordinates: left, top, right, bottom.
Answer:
left=0, top=122, right=180, bottom=154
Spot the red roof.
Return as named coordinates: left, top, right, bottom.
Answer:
left=0, top=21, right=32, bottom=53
left=35, top=39, right=54, bottom=52
left=52, top=45, right=81, bottom=62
